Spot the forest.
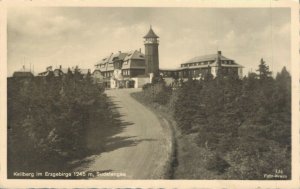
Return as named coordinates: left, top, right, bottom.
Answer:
left=136, top=59, right=291, bottom=179
left=7, top=69, right=117, bottom=177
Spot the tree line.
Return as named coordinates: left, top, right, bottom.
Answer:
left=7, top=69, right=115, bottom=176
left=140, top=59, right=291, bottom=179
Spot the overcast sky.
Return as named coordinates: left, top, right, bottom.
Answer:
left=8, top=7, right=290, bottom=76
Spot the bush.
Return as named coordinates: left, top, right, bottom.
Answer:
left=7, top=72, right=114, bottom=175
left=205, top=154, right=230, bottom=174
left=141, top=81, right=172, bottom=105
left=146, top=64, right=291, bottom=179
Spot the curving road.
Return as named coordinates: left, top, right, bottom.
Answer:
left=75, top=88, right=172, bottom=179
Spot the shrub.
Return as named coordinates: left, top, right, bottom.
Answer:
left=7, top=72, right=114, bottom=175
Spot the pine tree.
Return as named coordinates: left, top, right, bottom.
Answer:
left=257, top=58, right=272, bottom=80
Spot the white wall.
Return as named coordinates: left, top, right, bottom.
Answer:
left=132, top=77, right=150, bottom=88
left=238, top=68, right=243, bottom=79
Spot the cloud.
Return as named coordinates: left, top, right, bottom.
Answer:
left=7, top=7, right=291, bottom=77
left=8, top=7, right=81, bottom=38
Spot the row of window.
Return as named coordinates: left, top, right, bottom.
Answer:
left=181, top=60, right=234, bottom=68
left=123, top=70, right=130, bottom=76
left=162, top=67, right=238, bottom=78
left=96, top=60, right=130, bottom=68
left=222, top=60, right=234, bottom=65
left=102, top=70, right=131, bottom=77
left=103, top=72, right=113, bottom=77
left=181, top=61, right=212, bottom=67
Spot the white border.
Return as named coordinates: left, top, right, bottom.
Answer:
left=0, top=0, right=299, bottom=188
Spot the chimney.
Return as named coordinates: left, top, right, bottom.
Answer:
left=59, top=65, right=62, bottom=69
left=216, top=50, right=223, bottom=78
left=217, top=51, right=222, bottom=66
left=139, top=48, right=141, bottom=52
left=119, top=51, right=121, bottom=54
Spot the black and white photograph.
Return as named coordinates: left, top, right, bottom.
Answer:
left=1, top=0, right=299, bottom=188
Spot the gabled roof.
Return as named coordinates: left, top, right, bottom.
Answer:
left=109, top=52, right=124, bottom=63
left=122, top=59, right=145, bottom=69
left=124, top=50, right=145, bottom=61
left=96, top=54, right=112, bottom=66
left=38, top=70, right=50, bottom=76
left=143, top=26, right=159, bottom=38
left=96, top=50, right=145, bottom=72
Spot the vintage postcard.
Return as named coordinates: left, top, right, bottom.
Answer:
left=0, top=0, right=299, bottom=188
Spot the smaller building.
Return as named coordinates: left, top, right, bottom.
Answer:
left=53, top=66, right=69, bottom=77
left=38, top=66, right=91, bottom=78
left=13, top=71, right=34, bottom=78
left=38, top=66, right=53, bottom=76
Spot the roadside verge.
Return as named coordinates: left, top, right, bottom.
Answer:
left=131, top=92, right=177, bottom=179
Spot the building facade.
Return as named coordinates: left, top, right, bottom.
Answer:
left=95, top=50, right=146, bottom=77
left=93, top=26, right=244, bottom=88
left=160, top=51, right=243, bottom=79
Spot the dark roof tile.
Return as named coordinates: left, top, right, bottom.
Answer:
left=143, top=26, right=159, bottom=38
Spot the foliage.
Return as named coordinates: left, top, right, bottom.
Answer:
left=175, top=64, right=291, bottom=179
left=7, top=71, right=112, bottom=174
left=141, top=60, right=291, bottom=179
left=257, top=58, right=272, bottom=80
left=141, top=79, right=173, bottom=105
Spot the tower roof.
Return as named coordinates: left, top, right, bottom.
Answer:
left=143, top=26, right=159, bottom=38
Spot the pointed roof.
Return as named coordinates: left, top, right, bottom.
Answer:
left=143, top=25, right=159, bottom=38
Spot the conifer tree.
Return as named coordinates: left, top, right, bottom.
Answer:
left=257, top=58, right=272, bottom=80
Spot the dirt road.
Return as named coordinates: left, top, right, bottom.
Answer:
left=75, top=88, right=172, bottom=179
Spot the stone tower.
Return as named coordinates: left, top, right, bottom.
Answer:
left=144, top=26, right=159, bottom=76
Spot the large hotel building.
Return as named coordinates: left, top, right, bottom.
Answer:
left=92, top=26, right=243, bottom=88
